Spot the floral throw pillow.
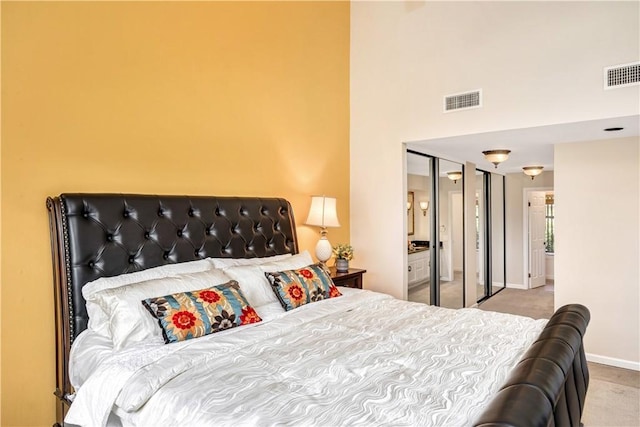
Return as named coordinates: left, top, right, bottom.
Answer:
left=265, top=263, right=342, bottom=311
left=141, top=280, right=261, bottom=343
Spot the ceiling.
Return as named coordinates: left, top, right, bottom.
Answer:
left=406, top=115, right=639, bottom=175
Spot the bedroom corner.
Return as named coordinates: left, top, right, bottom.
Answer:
left=0, top=2, right=350, bottom=425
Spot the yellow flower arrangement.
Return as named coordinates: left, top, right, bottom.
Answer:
left=332, top=243, right=354, bottom=261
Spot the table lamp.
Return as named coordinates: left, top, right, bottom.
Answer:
left=305, top=196, right=340, bottom=265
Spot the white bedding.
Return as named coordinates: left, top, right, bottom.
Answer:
left=67, top=289, right=546, bottom=427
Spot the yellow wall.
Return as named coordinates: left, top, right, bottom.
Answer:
left=1, top=2, right=350, bottom=425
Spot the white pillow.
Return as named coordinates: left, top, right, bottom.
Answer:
left=258, top=251, right=313, bottom=272
left=83, top=259, right=216, bottom=337
left=91, top=269, right=232, bottom=349
left=224, top=251, right=314, bottom=308
left=83, top=258, right=215, bottom=299
left=209, top=253, right=292, bottom=269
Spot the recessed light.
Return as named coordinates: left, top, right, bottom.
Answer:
left=604, top=127, right=624, bottom=131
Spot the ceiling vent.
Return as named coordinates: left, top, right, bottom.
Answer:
left=604, top=61, right=640, bottom=89
left=444, top=89, right=482, bottom=112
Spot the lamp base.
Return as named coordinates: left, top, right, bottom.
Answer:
left=315, top=236, right=332, bottom=265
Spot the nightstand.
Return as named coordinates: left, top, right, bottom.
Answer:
left=329, top=267, right=366, bottom=289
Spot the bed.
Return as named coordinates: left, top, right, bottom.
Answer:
left=47, top=193, right=590, bottom=426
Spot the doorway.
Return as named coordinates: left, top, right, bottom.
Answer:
left=524, top=188, right=554, bottom=289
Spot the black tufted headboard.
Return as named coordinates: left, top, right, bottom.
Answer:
left=47, top=194, right=299, bottom=415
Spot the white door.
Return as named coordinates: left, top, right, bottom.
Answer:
left=528, top=192, right=546, bottom=288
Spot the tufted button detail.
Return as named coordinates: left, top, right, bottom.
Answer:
left=144, top=232, right=150, bottom=239
left=205, top=229, right=211, bottom=235
left=158, top=209, right=164, bottom=217
left=106, top=234, right=113, bottom=242
left=128, top=256, right=135, bottom=264
left=215, top=208, right=220, bottom=216
left=194, top=250, right=200, bottom=256
left=163, top=252, right=170, bottom=260
left=82, top=211, right=89, bottom=218
left=88, top=261, right=95, bottom=268
left=123, top=211, right=129, bottom=218
left=188, top=209, right=194, bottom=217
left=177, top=230, right=183, bottom=237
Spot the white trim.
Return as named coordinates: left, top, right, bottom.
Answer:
left=586, top=353, right=640, bottom=371
left=402, top=146, right=409, bottom=301
left=489, top=281, right=528, bottom=290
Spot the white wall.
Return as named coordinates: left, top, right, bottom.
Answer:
left=555, top=137, right=639, bottom=369
left=351, top=1, right=640, bottom=363
left=546, top=254, right=555, bottom=281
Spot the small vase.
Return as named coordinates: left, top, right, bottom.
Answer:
left=336, top=258, right=349, bottom=272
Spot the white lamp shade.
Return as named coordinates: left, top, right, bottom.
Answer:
left=419, top=201, right=429, bottom=210
left=305, top=196, right=340, bottom=228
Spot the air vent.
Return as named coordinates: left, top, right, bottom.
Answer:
left=604, top=62, right=640, bottom=89
left=444, top=89, right=482, bottom=112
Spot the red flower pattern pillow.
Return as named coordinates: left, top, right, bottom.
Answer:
left=265, top=263, right=342, bottom=311
left=142, top=280, right=261, bottom=343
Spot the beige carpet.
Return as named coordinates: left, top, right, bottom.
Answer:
left=477, top=284, right=555, bottom=319
left=582, top=376, right=640, bottom=426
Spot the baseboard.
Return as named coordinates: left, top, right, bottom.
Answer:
left=586, top=353, right=640, bottom=371
left=504, top=282, right=528, bottom=290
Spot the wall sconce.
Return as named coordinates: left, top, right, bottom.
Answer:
left=482, top=149, right=511, bottom=168
left=447, top=171, right=462, bottom=184
left=522, top=166, right=544, bottom=180
left=419, top=201, right=429, bottom=216
left=407, top=201, right=412, bottom=211
left=305, top=196, right=340, bottom=265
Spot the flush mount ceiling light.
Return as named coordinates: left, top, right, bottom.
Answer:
left=522, top=166, right=544, bottom=180
left=447, top=171, right=462, bottom=183
left=482, top=149, right=511, bottom=168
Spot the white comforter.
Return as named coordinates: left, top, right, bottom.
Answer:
left=67, top=289, right=547, bottom=427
